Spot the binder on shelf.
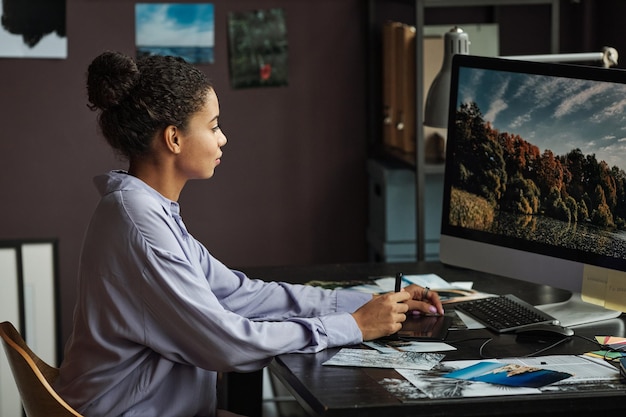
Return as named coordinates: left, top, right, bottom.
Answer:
left=394, top=23, right=416, bottom=155
left=382, top=21, right=401, bottom=150
left=381, top=22, right=417, bottom=155
left=386, top=22, right=488, bottom=158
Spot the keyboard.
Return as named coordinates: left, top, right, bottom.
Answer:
left=453, top=294, right=559, bottom=333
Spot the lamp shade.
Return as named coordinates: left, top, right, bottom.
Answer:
left=424, top=27, right=470, bottom=128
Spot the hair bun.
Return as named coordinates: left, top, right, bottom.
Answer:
left=87, top=51, right=139, bottom=110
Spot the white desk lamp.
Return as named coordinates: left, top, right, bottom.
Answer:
left=424, top=26, right=470, bottom=129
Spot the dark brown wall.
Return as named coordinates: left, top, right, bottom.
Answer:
left=0, top=0, right=369, bottom=343
left=2, top=0, right=625, bottom=344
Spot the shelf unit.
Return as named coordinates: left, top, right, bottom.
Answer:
left=366, top=0, right=560, bottom=260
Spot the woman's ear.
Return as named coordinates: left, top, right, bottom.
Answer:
left=163, top=125, right=181, bottom=154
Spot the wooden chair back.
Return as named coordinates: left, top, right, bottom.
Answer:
left=0, top=321, right=83, bottom=417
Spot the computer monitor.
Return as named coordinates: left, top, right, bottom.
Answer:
left=440, top=54, right=626, bottom=293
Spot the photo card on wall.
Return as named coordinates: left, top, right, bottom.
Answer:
left=0, top=0, right=67, bottom=59
left=227, top=8, right=288, bottom=89
left=135, top=3, right=215, bottom=64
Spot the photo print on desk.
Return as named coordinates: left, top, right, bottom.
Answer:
left=322, top=348, right=444, bottom=371
left=444, top=361, right=572, bottom=388
left=227, top=8, right=288, bottom=89
left=385, top=355, right=621, bottom=402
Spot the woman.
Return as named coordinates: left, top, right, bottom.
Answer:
left=55, top=51, right=443, bottom=417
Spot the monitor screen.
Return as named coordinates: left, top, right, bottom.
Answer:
left=440, top=54, right=626, bottom=292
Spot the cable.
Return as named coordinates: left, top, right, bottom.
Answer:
left=477, top=335, right=573, bottom=359
left=444, top=332, right=625, bottom=362
left=479, top=338, right=494, bottom=359
left=521, top=337, right=571, bottom=357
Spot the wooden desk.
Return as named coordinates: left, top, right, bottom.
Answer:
left=241, top=262, right=626, bottom=417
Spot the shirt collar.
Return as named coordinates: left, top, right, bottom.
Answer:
left=95, top=170, right=188, bottom=236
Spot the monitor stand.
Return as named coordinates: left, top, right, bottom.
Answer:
left=536, top=293, right=622, bottom=327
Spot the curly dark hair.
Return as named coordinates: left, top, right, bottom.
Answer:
left=86, top=51, right=212, bottom=159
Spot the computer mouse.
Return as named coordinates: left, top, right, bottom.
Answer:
left=515, top=323, right=574, bottom=341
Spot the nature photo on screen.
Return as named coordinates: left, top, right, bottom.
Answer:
left=447, top=66, right=626, bottom=262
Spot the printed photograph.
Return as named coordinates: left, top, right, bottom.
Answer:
left=386, top=354, right=620, bottom=401
left=227, top=8, right=288, bottom=89
left=444, top=361, right=572, bottom=388
left=323, top=348, right=444, bottom=371
left=0, top=0, right=67, bottom=58
left=135, top=3, right=214, bottom=64
left=392, top=364, right=539, bottom=399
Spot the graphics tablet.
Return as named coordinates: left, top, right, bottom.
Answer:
left=395, top=314, right=452, bottom=341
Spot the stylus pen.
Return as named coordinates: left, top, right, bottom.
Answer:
left=395, top=272, right=403, bottom=292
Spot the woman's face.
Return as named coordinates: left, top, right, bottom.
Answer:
left=175, top=88, right=227, bottom=180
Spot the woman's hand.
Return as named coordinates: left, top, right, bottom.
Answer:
left=351, top=291, right=411, bottom=340
left=401, top=284, right=444, bottom=316
left=351, top=286, right=444, bottom=341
